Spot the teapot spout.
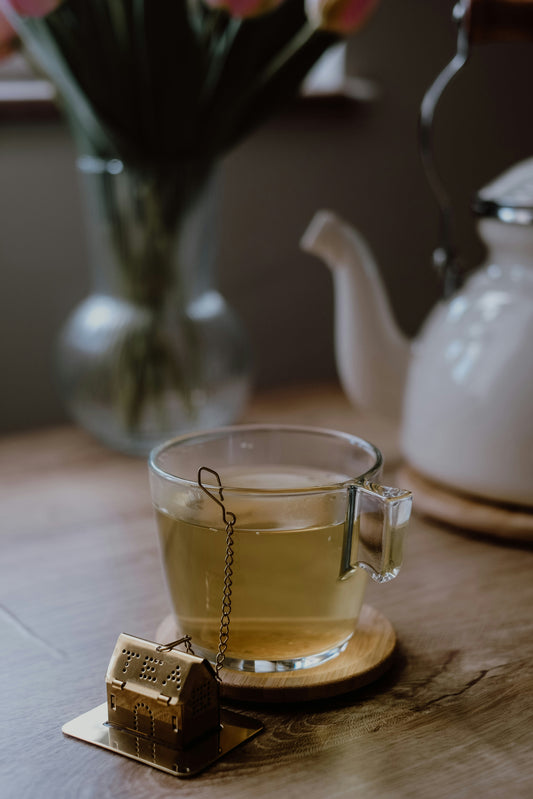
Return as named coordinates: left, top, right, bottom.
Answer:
left=301, top=211, right=410, bottom=420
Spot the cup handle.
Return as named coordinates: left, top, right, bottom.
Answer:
left=339, top=480, right=413, bottom=584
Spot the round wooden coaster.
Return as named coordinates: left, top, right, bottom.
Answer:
left=156, top=605, right=396, bottom=703
left=397, top=465, right=533, bottom=543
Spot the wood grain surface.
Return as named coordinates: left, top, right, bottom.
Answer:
left=2, top=383, right=533, bottom=799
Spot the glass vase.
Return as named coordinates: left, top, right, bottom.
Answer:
left=56, top=156, right=251, bottom=456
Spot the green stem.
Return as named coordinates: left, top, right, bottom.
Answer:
left=95, top=162, right=210, bottom=431
left=212, top=21, right=323, bottom=153
left=199, top=16, right=243, bottom=110
left=132, top=0, right=157, bottom=148
left=17, top=16, right=114, bottom=155
left=251, top=21, right=318, bottom=96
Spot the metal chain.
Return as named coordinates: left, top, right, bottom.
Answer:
left=214, top=517, right=235, bottom=679
left=197, top=466, right=237, bottom=682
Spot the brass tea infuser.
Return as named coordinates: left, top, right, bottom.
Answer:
left=62, top=468, right=263, bottom=778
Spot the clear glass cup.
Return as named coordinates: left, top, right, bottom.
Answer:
left=149, top=424, right=412, bottom=672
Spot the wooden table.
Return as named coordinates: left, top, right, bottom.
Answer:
left=2, top=384, right=532, bottom=798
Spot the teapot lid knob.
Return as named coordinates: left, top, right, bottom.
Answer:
left=472, top=157, right=533, bottom=225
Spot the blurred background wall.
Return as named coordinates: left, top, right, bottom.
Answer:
left=1, top=0, right=533, bottom=433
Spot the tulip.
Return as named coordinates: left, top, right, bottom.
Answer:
left=0, top=8, right=16, bottom=59
left=202, top=0, right=285, bottom=19
left=5, top=0, right=63, bottom=18
left=305, top=0, right=379, bottom=34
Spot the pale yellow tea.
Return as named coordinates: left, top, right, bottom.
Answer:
left=156, top=466, right=368, bottom=662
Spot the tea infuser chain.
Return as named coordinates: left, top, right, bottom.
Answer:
left=198, top=466, right=236, bottom=680
left=197, top=466, right=236, bottom=527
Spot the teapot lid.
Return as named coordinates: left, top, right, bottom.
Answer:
left=473, top=157, right=533, bottom=225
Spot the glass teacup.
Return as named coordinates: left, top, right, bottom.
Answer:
left=149, top=424, right=412, bottom=672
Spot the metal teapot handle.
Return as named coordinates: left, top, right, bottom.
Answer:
left=339, top=480, right=412, bottom=584
left=419, top=0, right=533, bottom=296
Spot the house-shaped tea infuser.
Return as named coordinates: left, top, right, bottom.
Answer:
left=62, top=468, right=263, bottom=778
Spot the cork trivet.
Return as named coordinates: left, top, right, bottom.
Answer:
left=397, top=465, right=533, bottom=542
left=156, top=604, right=396, bottom=703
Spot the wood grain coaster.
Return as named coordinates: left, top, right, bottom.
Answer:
left=156, top=604, right=396, bottom=703
left=397, top=465, right=533, bottom=543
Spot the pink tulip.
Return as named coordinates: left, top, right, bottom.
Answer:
left=203, top=0, right=285, bottom=19
left=305, top=0, right=379, bottom=34
left=0, top=8, right=16, bottom=60
left=5, top=0, right=62, bottom=18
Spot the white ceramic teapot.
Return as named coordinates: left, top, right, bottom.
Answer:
left=301, top=158, right=533, bottom=507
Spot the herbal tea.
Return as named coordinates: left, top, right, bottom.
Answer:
left=155, top=466, right=368, bottom=662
